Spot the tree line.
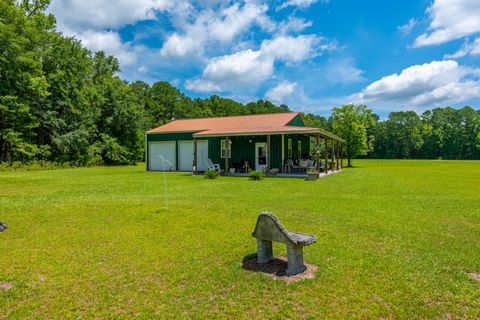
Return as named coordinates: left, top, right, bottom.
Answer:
left=1, top=1, right=479, bottom=167
left=331, top=105, right=480, bottom=166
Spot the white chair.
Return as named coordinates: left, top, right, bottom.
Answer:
left=206, top=159, right=221, bottom=172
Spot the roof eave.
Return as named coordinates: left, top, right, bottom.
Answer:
left=193, top=129, right=340, bottom=138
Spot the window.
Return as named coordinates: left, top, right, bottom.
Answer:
left=221, top=139, right=231, bottom=158
left=287, top=139, right=292, bottom=157
left=298, top=141, right=302, bottom=157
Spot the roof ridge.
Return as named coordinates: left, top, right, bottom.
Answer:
left=169, top=112, right=299, bottom=122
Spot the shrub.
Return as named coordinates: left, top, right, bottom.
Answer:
left=248, top=170, right=264, bottom=181
left=0, top=161, right=74, bottom=172
left=204, top=170, right=220, bottom=179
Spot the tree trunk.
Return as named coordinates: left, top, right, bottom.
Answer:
left=347, top=156, right=352, bottom=167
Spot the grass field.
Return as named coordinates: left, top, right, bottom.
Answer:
left=1, top=160, right=480, bottom=319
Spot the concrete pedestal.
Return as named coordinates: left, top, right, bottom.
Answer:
left=256, top=239, right=273, bottom=263
left=286, top=243, right=306, bottom=275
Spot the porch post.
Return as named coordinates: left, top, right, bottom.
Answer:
left=193, top=138, right=198, bottom=175
left=225, top=136, right=229, bottom=175
left=340, top=143, right=343, bottom=169
left=281, top=134, right=285, bottom=173
left=330, top=139, right=335, bottom=173
left=324, top=137, right=328, bottom=174
left=316, top=135, right=320, bottom=174
left=266, top=135, right=271, bottom=174
left=336, top=140, right=340, bottom=170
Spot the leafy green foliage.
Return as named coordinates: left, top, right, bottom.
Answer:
left=331, top=104, right=376, bottom=166
left=1, top=0, right=479, bottom=168
left=203, top=169, right=220, bottom=179
left=248, top=170, right=265, bottom=180
left=370, top=107, right=480, bottom=160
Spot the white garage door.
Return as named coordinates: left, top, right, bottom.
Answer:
left=196, top=140, right=208, bottom=172
left=178, top=141, right=194, bottom=171
left=178, top=140, right=209, bottom=172
left=149, top=141, right=176, bottom=171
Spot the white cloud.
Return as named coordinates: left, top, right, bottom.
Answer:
left=184, top=79, right=222, bottom=93
left=201, top=49, right=274, bottom=88
left=351, top=60, right=480, bottom=107
left=49, top=0, right=173, bottom=30
left=186, top=34, right=334, bottom=92
left=397, top=18, right=417, bottom=36
left=277, top=17, right=313, bottom=34
left=49, top=0, right=174, bottom=67
left=277, top=0, right=319, bottom=11
left=261, top=35, right=322, bottom=62
left=160, top=2, right=271, bottom=58
left=445, top=38, right=480, bottom=59
left=160, top=23, right=207, bottom=57
left=414, top=0, right=480, bottom=47
left=60, top=29, right=143, bottom=66
left=266, top=81, right=297, bottom=102
left=209, top=3, right=269, bottom=42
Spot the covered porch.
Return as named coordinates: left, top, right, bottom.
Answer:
left=192, top=129, right=344, bottom=178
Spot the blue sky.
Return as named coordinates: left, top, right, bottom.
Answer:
left=49, top=0, right=480, bottom=118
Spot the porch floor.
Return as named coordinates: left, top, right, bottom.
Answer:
left=227, top=169, right=342, bottom=179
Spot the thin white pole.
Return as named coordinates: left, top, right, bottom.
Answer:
left=159, top=155, right=169, bottom=210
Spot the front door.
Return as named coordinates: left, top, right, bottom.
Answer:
left=255, top=142, right=267, bottom=171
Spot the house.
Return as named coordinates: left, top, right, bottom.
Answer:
left=145, top=112, right=344, bottom=176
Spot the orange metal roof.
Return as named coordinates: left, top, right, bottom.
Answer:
left=146, top=112, right=301, bottom=134
left=146, top=112, right=344, bottom=141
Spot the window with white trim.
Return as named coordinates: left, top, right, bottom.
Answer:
left=298, top=141, right=302, bottom=157
left=287, top=139, right=292, bottom=158
left=221, top=139, right=231, bottom=158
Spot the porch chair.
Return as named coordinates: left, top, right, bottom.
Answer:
left=206, top=159, right=221, bottom=172
left=285, top=159, right=295, bottom=173
left=298, top=159, right=309, bottom=173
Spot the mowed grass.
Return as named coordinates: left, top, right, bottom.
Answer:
left=1, top=160, right=480, bottom=319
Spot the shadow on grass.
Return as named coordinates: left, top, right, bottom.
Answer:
left=342, top=165, right=362, bottom=169
left=242, top=253, right=290, bottom=277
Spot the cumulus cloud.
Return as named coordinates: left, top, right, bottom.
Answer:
left=197, top=49, right=275, bottom=90
left=186, top=34, right=334, bottom=92
left=414, top=0, right=480, bottom=47
left=261, top=35, right=323, bottom=62
left=397, top=18, right=417, bottom=36
left=49, top=0, right=173, bottom=30
left=70, top=30, right=143, bottom=66
left=159, top=21, right=208, bottom=57
left=445, top=38, right=480, bottom=59
left=48, top=0, right=173, bottom=67
left=160, top=2, right=271, bottom=58
left=266, top=81, right=297, bottom=102
left=350, top=60, right=480, bottom=107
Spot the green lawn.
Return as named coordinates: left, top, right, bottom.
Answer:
left=1, top=160, right=480, bottom=319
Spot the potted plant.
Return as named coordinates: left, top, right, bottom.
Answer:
left=306, top=169, right=318, bottom=181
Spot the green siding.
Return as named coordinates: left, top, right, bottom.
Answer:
left=147, top=132, right=194, bottom=142
left=283, top=134, right=310, bottom=160
left=286, top=114, right=305, bottom=127
left=146, top=132, right=311, bottom=171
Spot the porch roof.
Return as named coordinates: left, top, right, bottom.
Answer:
left=192, top=126, right=343, bottom=141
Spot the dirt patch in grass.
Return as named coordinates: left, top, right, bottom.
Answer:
left=0, top=282, right=13, bottom=291
left=468, top=272, right=480, bottom=282
left=242, top=256, right=317, bottom=283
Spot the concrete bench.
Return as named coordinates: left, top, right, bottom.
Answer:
left=252, top=212, right=317, bottom=275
